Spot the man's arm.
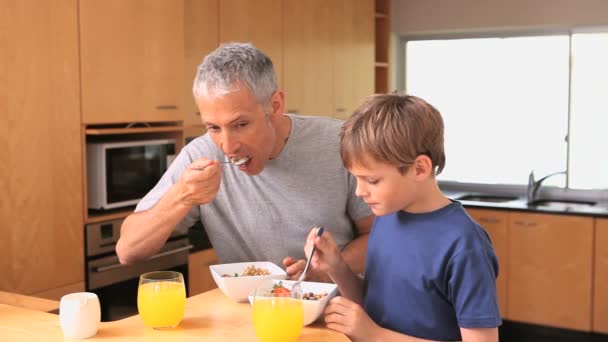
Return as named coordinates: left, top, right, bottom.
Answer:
left=341, top=214, right=374, bottom=274
left=116, top=159, right=220, bottom=264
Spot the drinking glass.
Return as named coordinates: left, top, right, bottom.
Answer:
left=252, top=283, right=304, bottom=342
left=137, top=271, right=186, bottom=329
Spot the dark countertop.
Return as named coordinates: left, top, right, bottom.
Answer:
left=445, top=191, right=608, bottom=217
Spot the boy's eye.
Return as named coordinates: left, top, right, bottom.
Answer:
left=367, top=178, right=380, bottom=185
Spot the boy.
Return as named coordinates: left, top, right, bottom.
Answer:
left=305, top=94, right=501, bottom=341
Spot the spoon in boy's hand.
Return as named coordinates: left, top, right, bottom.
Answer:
left=291, top=226, right=325, bottom=299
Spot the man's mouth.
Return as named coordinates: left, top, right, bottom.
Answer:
left=229, top=156, right=251, bottom=166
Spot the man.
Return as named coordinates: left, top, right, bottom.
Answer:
left=116, top=43, right=373, bottom=280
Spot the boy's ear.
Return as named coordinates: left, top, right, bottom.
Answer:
left=414, top=155, right=433, bottom=180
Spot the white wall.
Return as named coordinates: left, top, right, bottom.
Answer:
left=392, top=0, right=608, bottom=35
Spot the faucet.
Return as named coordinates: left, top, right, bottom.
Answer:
left=527, top=170, right=566, bottom=204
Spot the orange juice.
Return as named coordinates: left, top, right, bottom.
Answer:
left=253, top=297, right=304, bottom=342
left=137, top=281, right=186, bottom=328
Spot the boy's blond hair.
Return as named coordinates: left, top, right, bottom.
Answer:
left=340, top=93, right=446, bottom=175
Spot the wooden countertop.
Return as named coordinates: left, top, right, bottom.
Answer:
left=0, top=288, right=348, bottom=341
left=0, top=291, right=59, bottom=313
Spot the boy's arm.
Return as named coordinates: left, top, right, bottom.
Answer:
left=326, top=259, right=365, bottom=304
left=369, top=327, right=498, bottom=342
left=340, top=214, right=374, bottom=274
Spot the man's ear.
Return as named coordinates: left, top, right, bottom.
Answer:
left=414, top=154, right=433, bottom=180
left=270, top=89, right=285, bottom=117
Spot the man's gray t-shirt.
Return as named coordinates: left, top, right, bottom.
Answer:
left=136, top=114, right=372, bottom=266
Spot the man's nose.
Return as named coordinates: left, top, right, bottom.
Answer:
left=220, top=132, right=240, bottom=154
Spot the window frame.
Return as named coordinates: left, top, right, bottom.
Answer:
left=396, top=27, right=608, bottom=197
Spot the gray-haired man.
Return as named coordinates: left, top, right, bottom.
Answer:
left=116, top=43, right=373, bottom=282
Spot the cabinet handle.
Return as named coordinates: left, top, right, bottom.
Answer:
left=286, top=109, right=299, bottom=114
left=195, top=111, right=200, bottom=116
left=336, top=107, right=346, bottom=112
left=479, top=217, right=500, bottom=224
left=513, top=220, right=539, bottom=227
left=156, top=105, right=178, bottom=110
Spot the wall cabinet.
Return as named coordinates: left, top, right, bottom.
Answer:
left=466, top=209, right=509, bottom=318
left=80, top=0, right=184, bottom=124
left=283, top=0, right=374, bottom=118
left=219, top=0, right=284, bottom=87
left=188, top=249, right=219, bottom=296
left=507, top=212, right=593, bottom=331
left=183, top=0, right=219, bottom=128
left=594, top=218, right=608, bottom=333
left=2, top=0, right=84, bottom=295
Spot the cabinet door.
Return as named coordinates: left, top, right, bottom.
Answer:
left=219, top=0, right=283, bottom=87
left=331, top=0, right=374, bottom=120
left=80, top=0, right=184, bottom=124
left=184, top=0, right=218, bottom=127
left=466, top=209, right=508, bottom=319
left=283, top=0, right=333, bottom=116
left=594, top=218, right=608, bottom=333
left=3, top=0, right=84, bottom=294
left=508, top=212, right=593, bottom=331
left=188, top=249, right=219, bottom=296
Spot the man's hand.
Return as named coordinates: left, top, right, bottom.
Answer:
left=282, top=257, right=332, bottom=283
left=324, top=296, right=381, bottom=341
left=177, top=158, right=221, bottom=207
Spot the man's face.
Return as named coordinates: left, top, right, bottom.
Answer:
left=195, top=85, right=280, bottom=175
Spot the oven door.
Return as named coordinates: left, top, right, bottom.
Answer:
left=86, top=239, right=191, bottom=321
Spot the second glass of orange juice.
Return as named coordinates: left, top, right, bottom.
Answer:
left=252, top=284, right=304, bottom=342
left=137, top=271, right=186, bottom=329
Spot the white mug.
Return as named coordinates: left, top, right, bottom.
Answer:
left=59, top=292, right=101, bottom=339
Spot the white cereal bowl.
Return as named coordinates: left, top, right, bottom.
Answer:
left=209, top=261, right=287, bottom=302
left=247, top=279, right=339, bottom=326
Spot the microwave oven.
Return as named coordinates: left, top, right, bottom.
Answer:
left=87, top=139, right=176, bottom=210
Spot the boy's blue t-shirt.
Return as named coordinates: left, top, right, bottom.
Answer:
left=363, top=201, right=502, bottom=341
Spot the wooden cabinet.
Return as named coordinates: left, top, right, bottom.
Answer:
left=188, top=249, right=219, bottom=296
left=80, top=0, right=184, bottom=124
left=219, top=0, right=283, bottom=87
left=374, top=0, right=391, bottom=93
left=331, top=0, right=375, bottom=120
left=594, top=218, right=608, bottom=333
left=183, top=0, right=218, bottom=128
left=2, top=0, right=84, bottom=295
left=507, top=212, right=593, bottom=331
left=466, top=209, right=509, bottom=318
left=283, top=0, right=374, bottom=118
left=283, top=0, right=333, bottom=116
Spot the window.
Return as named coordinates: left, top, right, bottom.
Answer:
left=403, top=33, right=607, bottom=190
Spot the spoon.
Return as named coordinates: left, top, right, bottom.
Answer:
left=291, top=226, right=325, bottom=298
left=191, top=157, right=249, bottom=170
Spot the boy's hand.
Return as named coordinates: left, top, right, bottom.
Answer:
left=305, top=228, right=343, bottom=275
left=324, top=296, right=380, bottom=341
left=282, top=256, right=331, bottom=283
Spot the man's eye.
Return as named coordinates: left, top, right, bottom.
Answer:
left=207, top=126, right=220, bottom=132
left=236, top=122, right=248, bottom=128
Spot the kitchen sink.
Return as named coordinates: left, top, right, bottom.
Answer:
left=456, top=194, right=519, bottom=203
left=528, top=199, right=597, bottom=210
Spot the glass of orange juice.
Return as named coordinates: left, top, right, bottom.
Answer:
left=252, top=282, right=304, bottom=342
left=137, top=271, right=186, bottom=329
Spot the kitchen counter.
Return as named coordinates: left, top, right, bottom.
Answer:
left=0, top=291, right=59, bottom=313
left=0, top=288, right=348, bottom=341
left=445, top=192, right=608, bottom=217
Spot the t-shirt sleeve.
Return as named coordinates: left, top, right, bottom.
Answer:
left=346, top=172, right=373, bottom=222
left=447, top=248, right=502, bottom=328
left=134, top=146, right=201, bottom=234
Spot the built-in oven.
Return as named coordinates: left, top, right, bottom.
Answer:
left=85, top=219, right=191, bottom=321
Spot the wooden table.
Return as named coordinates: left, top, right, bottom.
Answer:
left=0, top=291, right=59, bottom=313
left=0, top=288, right=349, bottom=341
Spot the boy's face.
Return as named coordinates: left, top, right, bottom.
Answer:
left=348, top=156, right=418, bottom=216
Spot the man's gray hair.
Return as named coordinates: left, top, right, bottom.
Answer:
left=192, top=42, right=278, bottom=107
